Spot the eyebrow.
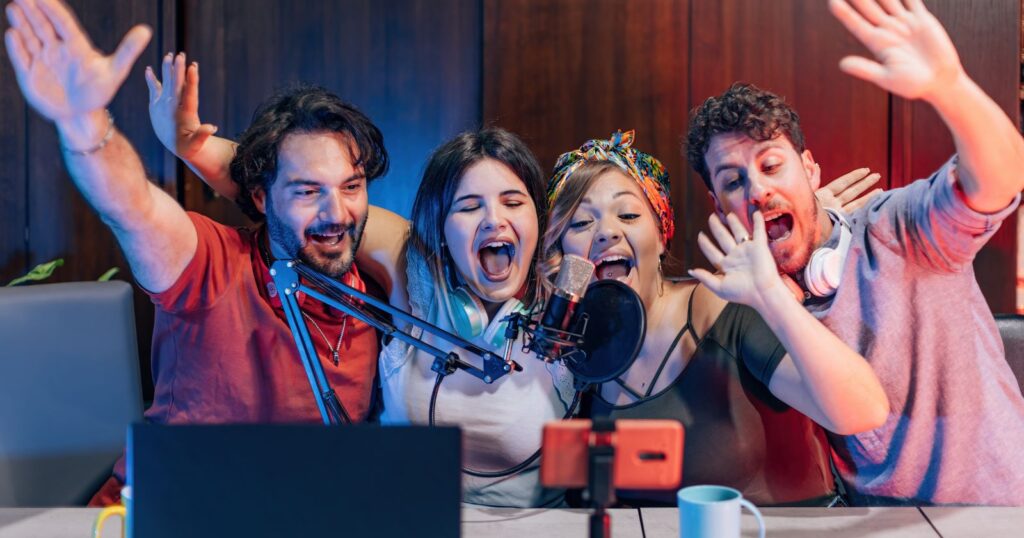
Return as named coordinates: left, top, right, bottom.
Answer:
left=452, top=189, right=528, bottom=204
left=711, top=143, right=782, bottom=178
left=581, top=190, right=642, bottom=205
left=283, top=173, right=366, bottom=188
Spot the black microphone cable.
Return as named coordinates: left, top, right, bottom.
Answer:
left=428, top=371, right=582, bottom=478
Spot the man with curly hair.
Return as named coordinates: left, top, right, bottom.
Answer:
left=3, top=0, right=388, bottom=506
left=686, top=0, right=1024, bottom=505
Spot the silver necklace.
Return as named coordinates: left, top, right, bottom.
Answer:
left=301, top=311, right=348, bottom=366
left=260, top=233, right=349, bottom=366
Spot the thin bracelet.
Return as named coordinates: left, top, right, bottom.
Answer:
left=61, top=110, right=115, bottom=156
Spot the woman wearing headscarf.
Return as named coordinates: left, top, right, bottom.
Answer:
left=542, top=131, right=888, bottom=506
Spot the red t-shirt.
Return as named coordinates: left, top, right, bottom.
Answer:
left=90, top=212, right=379, bottom=505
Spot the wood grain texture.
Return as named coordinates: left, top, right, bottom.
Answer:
left=688, top=0, right=891, bottom=272
left=0, top=7, right=27, bottom=283
left=182, top=0, right=482, bottom=222
left=482, top=0, right=690, bottom=271
left=20, top=0, right=171, bottom=399
left=890, top=0, right=1021, bottom=313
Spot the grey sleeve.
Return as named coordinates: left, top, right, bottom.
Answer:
left=862, top=156, right=1020, bottom=273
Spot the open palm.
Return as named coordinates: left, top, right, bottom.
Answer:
left=4, top=0, right=150, bottom=121
left=145, top=52, right=218, bottom=159
left=829, top=0, right=963, bottom=101
left=689, top=212, right=784, bottom=312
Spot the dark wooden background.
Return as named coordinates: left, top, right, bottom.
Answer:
left=1, top=0, right=1020, bottom=399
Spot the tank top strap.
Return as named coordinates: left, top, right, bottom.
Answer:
left=638, top=283, right=701, bottom=398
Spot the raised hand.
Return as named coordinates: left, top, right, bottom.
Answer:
left=145, top=52, right=218, bottom=160
left=815, top=167, right=883, bottom=214
left=689, top=211, right=785, bottom=313
left=4, top=0, right=151, bottom=121
left=829, top=0, right=963, bottom=102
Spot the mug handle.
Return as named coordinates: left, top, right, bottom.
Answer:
left=93, top=505, right=126, bottom=538
left=741, top=498, right=765, bottom=536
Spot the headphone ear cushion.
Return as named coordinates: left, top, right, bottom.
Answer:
left=805, top=247, right=837, bottom=298
left=821, top=250, right=843, bottom=290
left=450, top=287, right=487, bottom=338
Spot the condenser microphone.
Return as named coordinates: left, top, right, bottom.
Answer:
left=542, top=254, right=595, bottom=330
left=530, top=254, right=594, bottom=361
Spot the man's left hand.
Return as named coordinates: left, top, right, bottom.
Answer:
left=829, top=0, right=964, bottom=103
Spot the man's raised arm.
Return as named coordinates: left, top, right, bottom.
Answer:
left=830, top=0, right=1024, bottom=213
left=4, top=0, right=197, bottom=291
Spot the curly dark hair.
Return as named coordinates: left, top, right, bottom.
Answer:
left=686, top=82, right=805, bottom=191
left=229, top=85, right=389, bottom=221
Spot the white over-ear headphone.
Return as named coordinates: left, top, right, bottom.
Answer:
left=448, top=286, right=526, bottom=348
left=804, top=208, right=852, bottom=298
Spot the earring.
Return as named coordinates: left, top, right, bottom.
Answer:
left=657, top=258, right=665, bottom=297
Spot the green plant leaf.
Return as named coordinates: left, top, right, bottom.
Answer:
left=6, top=258, right=65, bottom=286
left=97, top=267, right=120, bottom=282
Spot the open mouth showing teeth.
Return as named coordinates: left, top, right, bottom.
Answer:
left=764, top=214, right=794, bottom=243
left=595, top=256, right=633, bottom=281
left=478, top=241, right=515, bottom=280
left=309, top=233, right=344, bottom=246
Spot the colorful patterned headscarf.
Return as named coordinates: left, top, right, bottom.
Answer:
left=547, top=130, right=674, bottom=246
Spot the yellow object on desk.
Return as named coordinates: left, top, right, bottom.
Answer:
left=92, top=486, right=131, bottom=538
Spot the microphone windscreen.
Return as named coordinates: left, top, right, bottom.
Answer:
left=554, top=254, right=594, bottom=300
left=568, top=280, right=646, bottom=384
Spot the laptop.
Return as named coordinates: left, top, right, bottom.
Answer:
left=127, top=424, right=462, bottom=537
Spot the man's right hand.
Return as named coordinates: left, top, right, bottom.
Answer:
left=145, top=52, right=218, bottom=160
left=4, top=0, right=150, bottom=122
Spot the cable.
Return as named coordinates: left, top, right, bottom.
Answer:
left=428, top=372, right=583, bottom=478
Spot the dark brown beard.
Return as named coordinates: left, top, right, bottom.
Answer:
left=264, top=201, right=367, bottom=279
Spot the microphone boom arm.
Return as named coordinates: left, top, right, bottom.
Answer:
left=271, top=260, right=521, bottom=425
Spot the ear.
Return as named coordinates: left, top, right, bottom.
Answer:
left=802, top=149, right=821, bottom=190
left=709, top=191, right=726, bottom=219
left=252, top=187, right=268, bottom=215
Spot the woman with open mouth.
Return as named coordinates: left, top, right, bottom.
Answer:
left=368, top=128, right=577, bottom=508
left=542, top=130, right=889, bottom=507
left=151, top=62, right=576, bottom=505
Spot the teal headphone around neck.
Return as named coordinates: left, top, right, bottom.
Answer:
left=448, top=286, right=527, bottom=348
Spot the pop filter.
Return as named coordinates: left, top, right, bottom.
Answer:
left=563, top=280, right=646, bottom=384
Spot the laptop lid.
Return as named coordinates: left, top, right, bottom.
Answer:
left=128, top=424, right=461, bottom=538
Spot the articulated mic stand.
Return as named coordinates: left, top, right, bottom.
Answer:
left=270, top=259, right=521, bottom=425
left=586, top=418, right=617, bottom=538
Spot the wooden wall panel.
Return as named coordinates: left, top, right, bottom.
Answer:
left=890, top=0, right=1020, bottom=313
left=20, top=1, right=174, bottom=399
left=0, top=11, right=26, bottom=283
left=482, top=0, right=690, bottom=271
left=26, top=1, right=170, bottom=280
left=688, top=0, right=891, bottom=271
left=182, top=0, right=482, bottom=222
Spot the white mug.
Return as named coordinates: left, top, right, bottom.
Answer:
left=677, top=485, right=764, bottom=538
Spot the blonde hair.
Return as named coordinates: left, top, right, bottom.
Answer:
left=540, top=161, right=622, bottom=287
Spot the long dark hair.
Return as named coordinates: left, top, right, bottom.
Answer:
left=409, top=128, right=547, bottom=308
left=229, top=84, right=389, bottom=221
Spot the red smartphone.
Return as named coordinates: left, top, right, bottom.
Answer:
left=540, top=419, right=683, bottom=490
